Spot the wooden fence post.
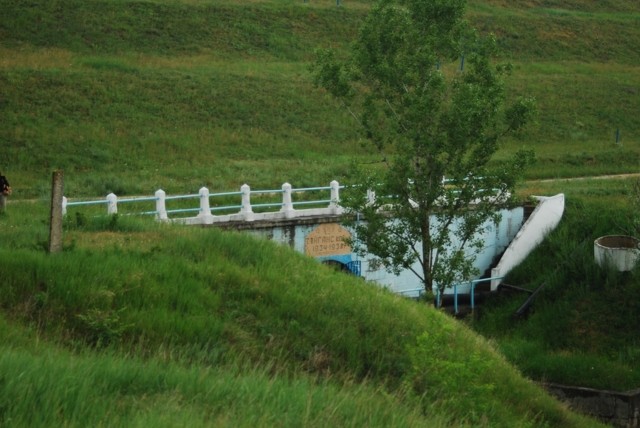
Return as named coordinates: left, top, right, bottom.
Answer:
left=48, top=170, right=64, bottom=254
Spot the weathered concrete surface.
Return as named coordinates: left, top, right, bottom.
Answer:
left=49, top=170, right=64, bottom=254
left=221, top=207, right=525, bottom=298
left=491, top=194, right=564, bottom=291
left=543, top=383, right=640, bottom=427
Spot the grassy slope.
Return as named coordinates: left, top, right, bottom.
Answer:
left=472, top=177, right=640, bottom=391
left=1, top=0, right=639, bottom=197
left=1, top=0, right=369, bottom=197
left=468, top=0, right=640, bottom=179
left=0, top=201, right=598, bottom=426
left=0, top=0, right=639, bottom=424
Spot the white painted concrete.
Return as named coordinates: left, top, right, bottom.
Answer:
left=247, top=206, right=525, bottom=298
left=490, top=194, right=565, bottom=290
left=594, top=235, right=640, bottom=272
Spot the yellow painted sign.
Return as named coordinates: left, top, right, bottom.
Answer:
left=305, top=223, right=351, bottom=257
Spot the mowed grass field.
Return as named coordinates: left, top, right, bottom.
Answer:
left=1, top=0, right=638, bottom=198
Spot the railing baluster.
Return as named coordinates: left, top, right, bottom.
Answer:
left=241, top=184, right=254, bottom=221
left=330, top=180, right=340, bottom=214
left=470, top=280, right=475, bottom=310
left=281, top=182, right=294, bottom=218
left=197, top=187, right=214, bottom=223
left=107, top=193, right=117, bottom=215
left=155, top=189, right=167, bottom=221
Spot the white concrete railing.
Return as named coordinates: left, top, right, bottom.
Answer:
left=62, top=176, right=506, bottom=226
left=62, top=181, right=343, bottom=225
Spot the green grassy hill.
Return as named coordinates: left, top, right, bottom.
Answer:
left=1, top=0, right=639, bottom=197
left=0, top=202, right=600, bottom=426
left=471, top=178, right=640, bottom=391
left=1, top=0, right=639, bottom=425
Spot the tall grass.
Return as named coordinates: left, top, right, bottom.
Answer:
left=0, top=338, right=434, bottom=427
left=473, top=178, right=640, bottom=390
left=0, top=200, right=601, bottom=426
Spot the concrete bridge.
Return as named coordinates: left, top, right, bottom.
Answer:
left=63, top=181, right=565, bottom=301
left=228, top=207, right=525, bottom=299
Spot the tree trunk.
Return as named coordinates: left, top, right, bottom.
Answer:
left=420, top=209, right=433, bottom=295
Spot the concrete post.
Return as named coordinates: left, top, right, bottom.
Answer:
left=241, top=184, right=254, bottom=221
left=329, top=180, right=340, bottom=214
left=281, top=182, right=294, bottom=218
left=107, top=193, right=117, bottom=215
left=155, top=189, right=168, bottom=221
left=366, top=189, right=376, bottom=207
left=62, top=196, right=68, bottom=216
left=48, top=170, right=64, bottom=254
left=198, top=187, right=210, bottom=215
left=197, top=187, right=214, bottom=224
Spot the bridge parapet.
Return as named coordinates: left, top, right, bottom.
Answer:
left=62, top=181, right=344, bottom=226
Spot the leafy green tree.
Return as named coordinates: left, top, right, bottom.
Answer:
left=312, top=0, right=535, bottom=295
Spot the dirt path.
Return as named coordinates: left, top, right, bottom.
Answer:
left=528, top=172, right=640, bottom=183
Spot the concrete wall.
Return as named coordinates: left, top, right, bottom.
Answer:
left=491, top=194, right=565, bottom=290
left=543, top=383, right=640, bottom=427
left=244, top=207, right=525, bottom=298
